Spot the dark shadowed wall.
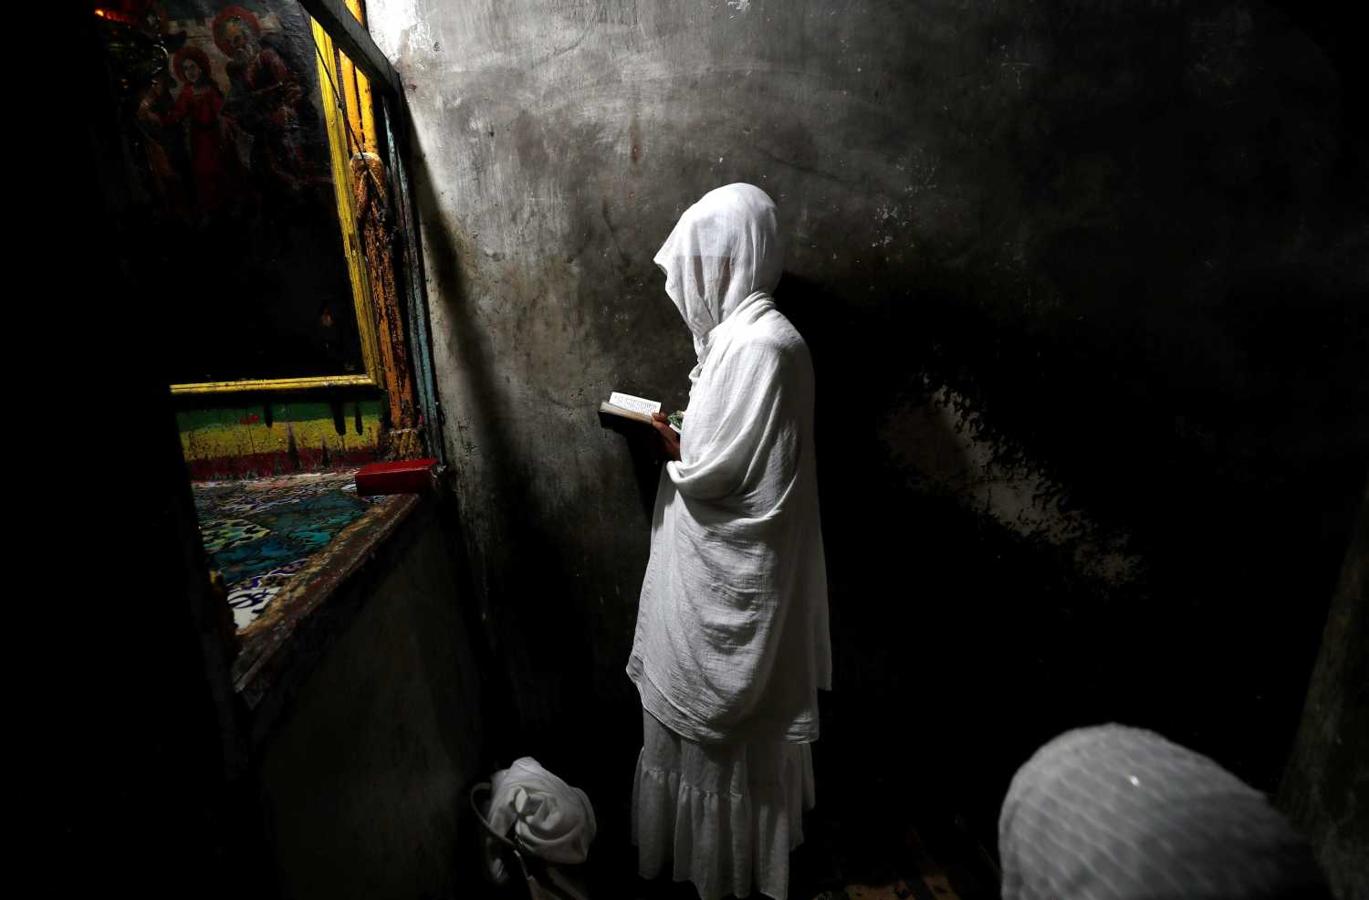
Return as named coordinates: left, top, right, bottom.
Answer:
left=368, top=0, right=1368, bottom=859
left=258, top=506, right=489, bottom=900
left=1281, top=482, right=1369, bottom=899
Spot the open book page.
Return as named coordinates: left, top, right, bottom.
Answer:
left=608, top=392, right=662, bottom=416
left=600, top=391, right=681, bottom=433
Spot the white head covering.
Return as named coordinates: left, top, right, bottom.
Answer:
left=999, top=725, right=1330, bottom=900
left=653, top=183, right=785, bottom=379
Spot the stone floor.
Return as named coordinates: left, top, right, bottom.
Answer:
left=590, top=796, right=999, bottom=900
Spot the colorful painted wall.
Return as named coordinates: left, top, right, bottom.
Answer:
left=95, top=0, right=371, bottom=385
left=178, top=399, right=383, bottom=479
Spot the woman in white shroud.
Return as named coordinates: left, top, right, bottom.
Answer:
left=628, top=183, right=832, bottom=900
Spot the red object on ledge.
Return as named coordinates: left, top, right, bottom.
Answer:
left=355, top=458, right=438, bottom=496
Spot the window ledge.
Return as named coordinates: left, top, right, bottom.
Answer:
left=230, top=489, right=426, bottom=738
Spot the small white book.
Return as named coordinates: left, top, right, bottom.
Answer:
left=600, top=391, right=680, bottom=432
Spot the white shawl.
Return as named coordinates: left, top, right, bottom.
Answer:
left=628, top=184, right=832, bottom=745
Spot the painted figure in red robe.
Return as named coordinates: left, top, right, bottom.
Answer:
left=165, top=45, right=242, bottom=216
left=135, top=69, right=190, bottom=218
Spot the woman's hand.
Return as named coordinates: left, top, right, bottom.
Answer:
left=651, top=412, right=681, bottom=461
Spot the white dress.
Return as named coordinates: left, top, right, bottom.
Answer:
left=632, top=709, right=814, bottom=900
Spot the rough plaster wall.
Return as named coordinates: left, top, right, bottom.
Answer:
left=1280, top=481, right=1369, bottom=900
left=368, top=0, right=1368, bottom=846
left=260, top=516, right=486, bottom=900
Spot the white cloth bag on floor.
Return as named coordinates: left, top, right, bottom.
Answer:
left=482, top=757, right=597, bottom=884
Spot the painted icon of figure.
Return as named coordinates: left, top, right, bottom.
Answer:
left=165, top=45, right=242, bottom=217
left=214, top=5, right=315, bottom=197
left=134, top=68, right=190, bottom=218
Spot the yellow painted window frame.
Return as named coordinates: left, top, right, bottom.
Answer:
left=170, top=12, right=381, bottom=396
